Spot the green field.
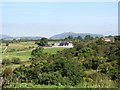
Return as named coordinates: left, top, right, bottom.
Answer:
left=1, top=50, right=32, bottom=61
left=1, top=47, right=66, bottom=61
left=1, top=41, right=37, bottom=53
left=44, top=47, right=66, bottom=54
left=0, top=41, right=67, bottom=61
left=17, top=41, right=37, bottom=47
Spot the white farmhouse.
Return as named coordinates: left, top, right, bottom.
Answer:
left=51, top=42, right=73, bottom=48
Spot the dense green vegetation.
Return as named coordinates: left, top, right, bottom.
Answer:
left=1, top=35, right=120, bottom=88
left=36, top=37, right=48, bottom=46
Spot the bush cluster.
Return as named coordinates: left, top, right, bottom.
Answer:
left=2, top=57, right=21, bottom=65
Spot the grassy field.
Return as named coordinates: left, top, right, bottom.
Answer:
left=1, top=47, right=66, bottom=61
left=17, top=41, right=38, bottom=47
left=44, top=47, right=66, bottom=54
left=0, top=41, right=37, bottom=61
left=0, top=41, right=37, bottom=53
left=0, top=41, right=67, bottom=61
left=1, top=50, right=32, bottom=61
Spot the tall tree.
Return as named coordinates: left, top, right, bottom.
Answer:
left=77, top=36, right=83, bottom=41
left=84, top=35, right=93, bottom=41
left=38, top=37, right=48, bottom=46
left=68, top=35, right=74, bottom=40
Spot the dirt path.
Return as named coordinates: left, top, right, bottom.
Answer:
left=3, top=47, right=8, bottom=54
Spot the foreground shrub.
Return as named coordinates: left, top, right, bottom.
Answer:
left=87, top=73, right=116, bottom=88
left=12, top=57, right=21, bottom=64
left=2, top=67, right=13, bottom=86
left=38, top=71, right=62, bottom=85
left=38, top=71, right=72, bottom=86
left=2, top=58, right=11, bottom=65
left=47, top=57, right=86, bottom=86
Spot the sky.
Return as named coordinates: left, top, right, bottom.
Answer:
left=1, top=2, right=118, bottom=37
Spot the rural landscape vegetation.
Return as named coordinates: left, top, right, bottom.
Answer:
left=0, top=33, right=120, bottom=88
left=0, top=1, right=119, bottom=89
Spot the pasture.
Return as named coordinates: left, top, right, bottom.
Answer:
left=0, top=41, right=36, bottom=61
left=0, top=41, right=67, bottom=61
left=44, top=47, right=66, bottom=54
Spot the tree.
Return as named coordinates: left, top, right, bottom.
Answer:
left=94, top=38, right=106, bottom=46
left=31, top=47, right=46, bottom=59
left=48, top=57, right=85, bottom=86
left=73, top=41, right=85, bottom=51
left=84, top=35, right=94, bottom=41
left=12, top=57, right=21, bottom=64
left=2, top=58, right=11, bottom=65
left=6, top=42, right=9, bottom=46
left=12, top=39, right=17, bottom=43
left=38, top=37, right=48, bottom=46
left=78, top=47, right=95, bottom=58
left=54, top=48, right=76, bottom=59
left=114, top=36, right=120, bottom=41
left=77, top=36, right=83, bottom=41
left=67, top=35, right=74, bottom=40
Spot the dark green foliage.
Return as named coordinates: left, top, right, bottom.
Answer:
left=98, top=62, right=119, bottom=80
left=78, top=47, right=95, bottom=58
left=95, top=38, right=106, bottom=45
left=73, top=41, right=85, bottom=51
left=30, top=47, right=49, bottom=70
left=38, top=71, right=63, bottom=85
left=114, top=35, right=120, bottom=41
left=47, top=58, right=85, bottom=86
left=12, top=57, right=21, bottom=64
left=2, top=67, right=13, bottom=86
left=67, top=35, right=74, bottom=40
left=91, top=56, right=107, bottom=69
left=60, top=60, right=85, bottom=86
left=77, top=36, right=83, bottom=41
left=54, top=48, right=76, bottom=59
left=37, top=37, right=48, bottom=46
left=86, top=41, right=98, bottom=50
left=2, top=58, right=11, bottom=65
left=6, top=42, right=9, bottom=46
left=31, top=47, right=48, bottom=59
left=84, top=35, right=94, bottom=41
left=12, top=65, right=33, bottom=83
left=87, top=73, right=116, bottom=88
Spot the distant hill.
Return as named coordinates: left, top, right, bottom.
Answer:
left=0, top=35, right=42, bottom=40
left=1, top=32, right=104, bottom=40
left=50, top=32, right=104, bottom=39
left=14, top=36, right=42, bottom=40
left=0, top=35, right=13, bottom=40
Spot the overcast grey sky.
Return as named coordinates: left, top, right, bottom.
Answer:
left=1, top=2, right=118, bottom=37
